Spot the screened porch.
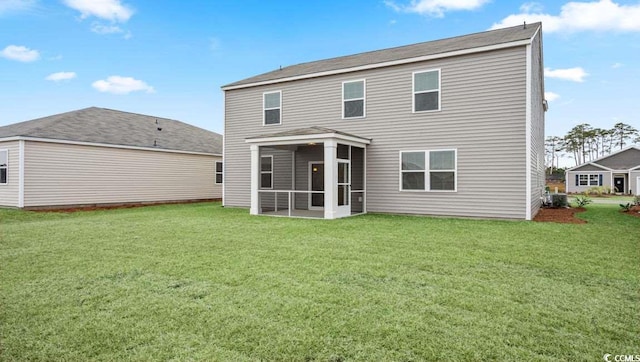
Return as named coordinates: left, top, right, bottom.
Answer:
left=246, top=127, right=370, bottom=219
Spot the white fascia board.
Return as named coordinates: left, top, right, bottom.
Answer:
left=0, top=136, right=222, bottom=157
left=245, top=133, right=371, bottom=147
left=566, top=162, right=613, bottom=172
left=222, top=39, right=533, bottom=91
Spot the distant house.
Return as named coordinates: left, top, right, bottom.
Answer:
left=0, top=107, right=223, bottom=209
left=565, top=145, right=640, bottom=195
left=221, top=23, right=546, bottom=220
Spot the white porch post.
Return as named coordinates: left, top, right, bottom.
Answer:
left=250, top=144, right=260, bottom=215
left=324, top=139, right=337, bottom=219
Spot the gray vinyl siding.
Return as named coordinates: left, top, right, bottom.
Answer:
left=225, top=46, right=531, bottom=219
left=0, top=141, right=20, bottom=207
left=565, top=171, right=612, bottom=193
left=529, top=30, right=545, bottom=219
left=22, top=141, right=221, bottom=208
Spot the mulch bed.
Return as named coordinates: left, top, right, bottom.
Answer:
left=534, top=207, right=587, bottom=224
left=30, top=199, right=220, bottom=213
left=622, top=205, right=640, bottom=219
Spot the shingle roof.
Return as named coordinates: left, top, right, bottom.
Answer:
left=223, top=22, right=541, bottom=89
left=0, top=107, right=222, bottom=155
left=594, top=146, right=640, bottom=170
left=247, top=126, right=369, bottom=140
left=567, top=146, right=640, bottom=171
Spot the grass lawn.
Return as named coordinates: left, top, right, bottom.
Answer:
left=1, top=203, right=638, bottom=361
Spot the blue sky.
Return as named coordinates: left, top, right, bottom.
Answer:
left=1, top=0, right=639, bottom=138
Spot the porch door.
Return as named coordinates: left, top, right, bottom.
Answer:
left=614, top=176, right=625, bottom=193
left=309, top=162, right=324, bottom=209
left=336, top=160, right=350, bottom=218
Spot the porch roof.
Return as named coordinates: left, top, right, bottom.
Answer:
left=245, top=126, right=371, bottom=147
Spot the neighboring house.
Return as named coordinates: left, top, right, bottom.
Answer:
left=565, top=145, right=640, bottom=195
left=0, top=107, right=223, bottom=209
left=222, top=23, right=546, bottom=220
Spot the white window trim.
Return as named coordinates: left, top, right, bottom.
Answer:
left=0, top=149, right=7, bottom=185
left=412, top=68, right=441, bottom=113
left=263, top=90, right=282, bottom=126
left=577, top=173, right=601, bottom=186
left=399, top=149, right=457, bottom=192
left=260, top=155, right=273, bottom=189
left=215, top=161, right=223, bottom=184
left=342, top=79, right=366, bottom=119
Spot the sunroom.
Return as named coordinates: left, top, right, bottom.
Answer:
left=246, top=127, right=370, bottom=219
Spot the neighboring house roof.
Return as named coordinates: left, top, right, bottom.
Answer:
left=570, top=163, right=612, bottom=172
left=222, top=22, right=541, bottom=90
left=567, top=145, right=640, bottom=172
left=0, top=107, right=222, bottom=155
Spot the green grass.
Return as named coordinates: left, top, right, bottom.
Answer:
left=1, top=203, right=638, bottom=361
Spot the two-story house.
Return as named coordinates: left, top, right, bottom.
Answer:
left=222, top=23, right=546, bottom=220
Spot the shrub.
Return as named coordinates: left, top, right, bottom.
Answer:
left=574, top=195, right=592, bottom=207
left=619, top=203, right=632, bottom=212
left=586, top=186, right=611, bottom=196
left=633, top=195, right=640, bottom=206
left=551, top=193, right=568, bottom=208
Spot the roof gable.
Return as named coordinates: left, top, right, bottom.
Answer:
left=0, top=107, right=222, bottom=155
left=571, top=163, right=610, bottom=172
left=594, top=147, right=640, bottom=170
left=223, top=23, right=541, bottom=90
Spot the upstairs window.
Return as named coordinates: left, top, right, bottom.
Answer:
left=400, top=149, right=456, bottom=191
left=343, top=80, right=365, bottom=118
left=0, top=150, right=6, bottom=184
left=413, top=69, right=440, bottom=112
left=263, top=91, right=281, bottom=125
left=260, top=155, right=273, bottom=189
left=215, top=161, right=223, bottom=184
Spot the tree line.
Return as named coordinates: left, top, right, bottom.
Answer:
left=546, top=122, right=639, bottom=172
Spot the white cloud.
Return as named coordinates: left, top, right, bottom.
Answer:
left=545, top=92, right=560, bottom=101
left=385, top=0, right=490, bottom=17
left=1, top=45, right=40, bottom=62
left=611, top=62, right=623, bottom=69
left=519, top=2, right=544, bottom=13
left=91, top=22, right=123, bottom=34
left=490, top=0, right=640, bottom=33
left=544, top=67, right=588, bottom=82
left=90, top=22, right=132, bottom=38
left=0, top=0, right=36, bottom=15
left=45, top=72, right=77, bottom=81
left=63, top=0, right=133, bottom=22
left=92, top=76, right=154, bottom=94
